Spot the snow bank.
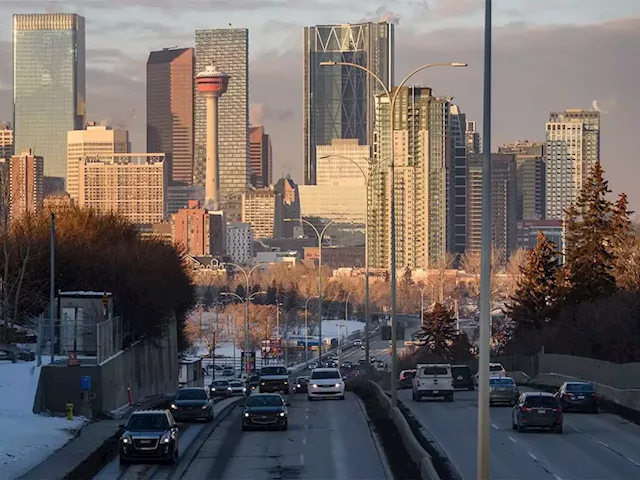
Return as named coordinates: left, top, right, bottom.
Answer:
left=0, top=360, right=85, bottom=479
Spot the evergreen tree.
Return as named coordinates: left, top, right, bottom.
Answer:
left=504, top=232, right=559, bottom=331
left=413, top=302, right=457, bottom=360
left=563, top=161, right=616, bottom=302
left=610, top=193, right=635, bottom=288
left=402, top=266, right=413, bottom=285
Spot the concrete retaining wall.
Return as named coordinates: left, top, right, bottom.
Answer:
left=538, top=354, right=640, bottom=389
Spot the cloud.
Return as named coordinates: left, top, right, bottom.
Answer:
left=361, top=6, right=402, bottom=24
left=249, top=103, right=293, bottom=126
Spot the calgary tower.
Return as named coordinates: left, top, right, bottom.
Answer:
left=196, top=64, right=230, bottom=210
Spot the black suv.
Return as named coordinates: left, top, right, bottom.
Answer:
left=452, top=365, right=474, bottom=390
left=119, top=410, right=179, bottom=465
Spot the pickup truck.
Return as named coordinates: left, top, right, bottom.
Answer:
left=259, top=366, right=290, bottom=394
left=412, top=363, right=454, bottom=402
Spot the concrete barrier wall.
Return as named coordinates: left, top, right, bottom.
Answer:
left=99, top=319, right=178, bottom=412
left=538, top=354, right=640, bottom=389
left=37, top=364, right=102, bottom=417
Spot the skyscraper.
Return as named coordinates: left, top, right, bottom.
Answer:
left=545, top=109, right=600, bottom=220
left=194, top=29, right=249, bottom=219
left=303, top=22, right=393, bottom=185
left=370, top=87, right=465, bottom=270
left=13, top=14, right=86, bottom=185
left=249, top=125, right=272, bottom=188
left=147, top=47, right=194, bottom=186
left=465, top=120, right=480, bottom=154
left=498, top=141, right=545, bottom=221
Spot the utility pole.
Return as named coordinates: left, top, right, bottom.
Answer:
left=49, top=213, right=55, bottom=363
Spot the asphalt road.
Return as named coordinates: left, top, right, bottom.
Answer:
left=399, top=387, right=640, bottom=480
left=179, top=392, right=391, bottom=480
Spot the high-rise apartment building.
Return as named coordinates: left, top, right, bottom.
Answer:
left=303, top=22, right=393, bottom=185
left=273, top=177, right=300, bottom=238
left=249, top=125, right=272, bottom=188
left=77, top=154, right=166, bottom=225
left=227, top=222, right=253, bottom=265
left=171, top=200, right=226, bottom=256
left=147, top=47, right=195, bottom=185
left=0, top=125, right=13, bottom=159
left=298, top=139, right=369, bottom=226
left=465, top=120, right=480, bottom=154
left=241, top=188, right=283, bottom=239
left=67, top=123, right=129, bottom=202
left=498, top=141, right=545, bottom=221
left=467, top=153, right=517, bottom=261
left=545, top=109, right=600, bottom=220
left=13, top=14, right=86, bottom=185
left=370, top=87, right=466, bottom=270
left=8, top=148, right=44, bottom=220
left=194, top=29, right=249, bottom=218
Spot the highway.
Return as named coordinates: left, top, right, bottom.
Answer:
left=399, top=387, right=640, bottom=480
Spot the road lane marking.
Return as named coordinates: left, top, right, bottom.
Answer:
left=508, top=436, right=517, bottom=443
left=571, top=424, right=640, bottom=470
left=599, top=441, right=611, bottom=449
left=527, top=451, right=538, bottom=461
left=491, top=423, right=498, bottom=430
left=553, top=475, right=563, bottom=480
left=300, top=453, right=305, bottom=465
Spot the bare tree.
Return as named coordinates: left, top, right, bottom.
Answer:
left=501, top=248, right=528, bottom=300
left=184, top=306, right=227, bottom=355
left=459, top=248, right=505, bottom=301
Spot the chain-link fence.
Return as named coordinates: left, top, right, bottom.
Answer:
left=97, top=316, right=124, bottom=363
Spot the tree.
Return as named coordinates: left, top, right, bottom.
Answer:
left=413, top=302, right=457, bottom=361
left=610, top=193, right=636, bottom=289
left=183, top=306, right=227, bottom=355
left=503, top=232, right=559, bottom=353
left=501, top=248, right=528, bottom=299
left=563, top=161, right=617, bottom=302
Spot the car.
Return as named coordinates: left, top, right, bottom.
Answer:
left=209, top=380, right=232, bottom=398
left=412, top=364, right=454, bottom=402
left=512, top=392, right=563, bottom=433
left=119, top=410, right=179, bottom=465
left=357, top=359, right=368, bottom=367
left=489, top=377, right=519, bottom=406
left=229, top=380, right=246, bottom=396
left=452, top=365, right=474, bottom=390
left=308, top=362, right=318, bottom=370
left=242, top=393, right=288, bottom=430
left=170, top=388, right=213, bottom=422
left=308, top=367, right=345, bottom=400
left=222, top=366, right=234, bottom=377
left=399, top=369, right=417, bottom=389
left=555, top=382, right=599, bottom=413
left=370, top=356, right=376, bottom=363
left=294, top=376, right=310, bottom=393
left=474, top=362, right=507, bottom=385
left=259, top=366, right=289, bottom=394
left=353, top=339, right=362, bottom=347
left=342, top=361, right=353, bottom=369
left=361, top=345, right=366, bottom=350
left=245, top=375, right=260, bottom=395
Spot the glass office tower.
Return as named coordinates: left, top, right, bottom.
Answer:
left=13, top=14, right=86, bottom=185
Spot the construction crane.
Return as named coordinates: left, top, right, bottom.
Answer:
left=117, top=108, right=136, bottom=130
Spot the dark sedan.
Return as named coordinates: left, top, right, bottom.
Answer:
left=513, top=392, right=563, bottom=433
left=294, top=376, right=309, bottom=393
left=555, top=382, right=599, bottom=413
left=245, top=375, right=260, bottom=395
left=170, top=387, right=213, bottom=422
left=242, top=393, right=288, bottom=431
left=209, top=380, right=232, bottom=399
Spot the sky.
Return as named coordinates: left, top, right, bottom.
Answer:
left=0, top=0, right=639, bottom=207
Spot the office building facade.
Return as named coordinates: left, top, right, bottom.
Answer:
left=171, top=200, right=226, bottom=256
left=545, top=109, right=600, bottom=220
left=13, top=14, right=86, bottom=184
left=303, top=22, right=393, bottom=185
left=147, top=47, right=195, bottom=185
left=227, top=222, right=253, bottom=265
left=0, top=126, right=13, bottom=159
left=241, top=188, right=283, bottom=239
left=465, top=120, right=480, bottom=154
left=249, top=125, right=272, bottom=188
left=498, top=141, right=545, bottom=221
left=194, top=29, right=249, bottom=218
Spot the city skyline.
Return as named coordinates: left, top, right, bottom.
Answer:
left=0, top=4, right=637, bottom=208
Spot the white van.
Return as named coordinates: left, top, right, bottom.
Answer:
left=412, top=363, right=454, bottom=402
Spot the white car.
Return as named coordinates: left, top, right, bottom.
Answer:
left=353, top=339, right=363, bottom=347
left=474, top=363, right=507, bottom=384
left=308, top=368, right=345, bottom=401
left=308, top=362, right=318, bottom=370
left=412, top=363, right=454, bottom=402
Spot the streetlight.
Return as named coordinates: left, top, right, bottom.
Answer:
left=344, top=291, right=354, bottom=336
left=220, top=289, right=266, bottom=373
left=285, top=218, right=335, bottom=363
left=320, top=60, right=467, bottom=408
left=274, top=303, right=297, bottom=368
left=303, top=296, right=319, bottom=366
left=319, top=153, right=387, bottom=368
left=478, top=1, right=493, bottom=478
left=222, top=262, right=266, bottom=372
left=335, top=324, right=347, bottom=368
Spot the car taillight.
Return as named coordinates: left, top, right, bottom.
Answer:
left=563, top=393, right=574, bottom=399
left=401, top=375, right=406, bottom=380
left=552, top=407, right=562, bottom=412
left=521, top=407, right=532, bottom=412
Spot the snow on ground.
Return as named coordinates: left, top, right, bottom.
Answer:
left=0, top=360, right=86, bottom=479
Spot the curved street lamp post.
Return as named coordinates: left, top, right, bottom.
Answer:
left=304, top=295, right=319, bottom=366
left=320, top=60, right=467, bottom=407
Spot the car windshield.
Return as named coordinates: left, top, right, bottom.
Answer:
left=490, top=365, right=505, bottom=372
left=490, top=378, right=515, bottom=386
left=296, top=377, right=308, bottom=383
left=422, top=366, right=448, bottom=376
left=212, top=381, right=229, bottom=387
left=246, top=395, right=284, bottom=407
left=402, top=371, right=416, bottom=379
left=248, top=376, right=259, bottom=383
left=566, top=383, right=595, bottom=392
left=127, top=414, right=169, bottom=431
left=311, top=370, right=340, bottom=379
left=176, top=389, right=207, bottom=400
left=452, top=367, right=471, bottom=377
left=230, top=381, right=243, bottom=387
left=261, top=367, right=287, bottom=375
left=524, top=396, right=558, bottom=407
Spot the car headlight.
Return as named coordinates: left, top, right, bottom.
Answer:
left=261, top=382, right=266, bottom=386
left=284, top=381, right=288, bottom=384
left=201, top=404, right=209, bottom=410
left=297, top=384, right=301, bottom=388
left=335, top=383, right=341, bottom=388
left=160, top=433, right=171, bottom=444
left=312, top=384, right=318, bottom=388
left=121, top=435, right=132, bottom=444
left=244, top=412, right=250, bottom=418
left=211, top=388, right=216, bottom=392
left=242, top=387, right=246, bottom=392
left=279, top=412, right=286, bottom=417
left=170, top=403, right=177, bottom=409
left=227, top=387, right=232, bottom=391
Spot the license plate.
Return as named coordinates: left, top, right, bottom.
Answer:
left=538, top=409, right=546, bottom=414
left=433, top=390, right=439, bottom=394
left=457, top=376, right=463, bottom=380
left=140, top=440, right=152, bottom=445
left=578, top=395, right=585, bottom=399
